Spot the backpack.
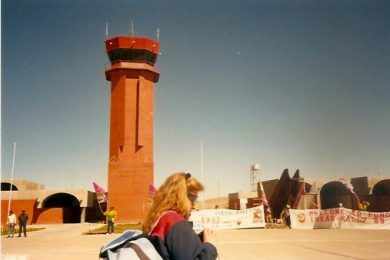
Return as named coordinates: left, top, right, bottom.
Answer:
left=99, top=230, right=163, bottom=260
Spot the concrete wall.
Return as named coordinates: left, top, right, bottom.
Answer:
left=1, top=198, right=99, bottom=225
left=1, top=179, right=45, bottom=191
left=37, top=189, right=93, bottom=208
left=197, top=197, right=229, bottom=209
left=1, top=199, right=37, bottom=226
left=35, top=208, right=64, bottom=224
left=297, top=193, right=321, bottom=209
left=0, top=189, right=94, bottom=208
left=1, top=200, right=66, bottom=225
left=0, top=187, right=99, bottom=225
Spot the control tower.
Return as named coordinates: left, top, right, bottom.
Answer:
left=105, top=35, right=160, bottom=222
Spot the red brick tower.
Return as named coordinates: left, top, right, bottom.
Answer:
left=105, top=36, right=160, bottom=222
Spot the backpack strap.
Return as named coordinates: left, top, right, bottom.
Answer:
left=125, top=243, right=150, bottom=260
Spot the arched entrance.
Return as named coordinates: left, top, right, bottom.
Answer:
left=42, top=193, right=81, bottom=223
left=370, top=179, right=390, bottom=212
left=372, top=179, right=390, bottom=196
left=320, top=181, right=357, bottom=209
left=1, top=182, right=18, bottom=191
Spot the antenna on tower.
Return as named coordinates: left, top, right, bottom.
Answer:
left=130, top=20, right=135, bottom=36
left=156, top=28, right=160, bottom=41
left=156, top=28, right=163, bottom=55
left=105, top=22, right=109, bottom=38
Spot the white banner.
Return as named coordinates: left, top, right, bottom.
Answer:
left=190, top=206, right=265, bottom=232
left=290, top=208, right=390, bottom=230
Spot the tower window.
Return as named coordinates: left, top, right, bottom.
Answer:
left=108, top=49, right=157, bottom=65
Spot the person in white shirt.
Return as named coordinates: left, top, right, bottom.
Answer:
left=7, top=210, right=17, bottom=238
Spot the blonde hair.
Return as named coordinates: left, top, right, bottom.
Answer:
left=143, top=172, right=204, bottom=234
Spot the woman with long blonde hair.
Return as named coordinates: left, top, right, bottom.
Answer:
left=144, top=172, right=217, bottom=260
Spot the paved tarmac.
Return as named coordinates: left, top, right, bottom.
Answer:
left=2, top=224, right=390, bottom=260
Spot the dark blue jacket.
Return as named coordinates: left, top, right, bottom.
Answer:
left=149, top=211, right=218, bottom=260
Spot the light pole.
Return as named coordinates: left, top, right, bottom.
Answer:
left=250, top=164, right=260, bottom=192
left=7, top=142, right=17, bottom=215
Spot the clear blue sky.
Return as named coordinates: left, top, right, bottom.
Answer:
left=2, top=0, right=390, bottom=197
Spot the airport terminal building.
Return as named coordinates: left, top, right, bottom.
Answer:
left=1, top=173, right=390, bottom=225
left=1, top=179, right=101, bottom=225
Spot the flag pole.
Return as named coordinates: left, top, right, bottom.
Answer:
left=200, top=141, right=205, bottom=208
left=7, top=142, right=16, bottom=215
left=97, top=201, right=105, bottom=215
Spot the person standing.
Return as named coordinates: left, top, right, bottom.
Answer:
left=18, top=210, right=29, bottom=237
left=281, top=205, right=291, bottom=229
left=265, top=206, right=272, bottom=223
left=104, top=207, right=117, bottom=234
left=7, top=210, right=17, bottom=238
